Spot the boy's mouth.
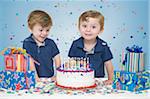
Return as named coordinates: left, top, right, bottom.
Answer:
left=85, top=34, right=92, bottom=36
left=40, top=36, right=46, bottom=39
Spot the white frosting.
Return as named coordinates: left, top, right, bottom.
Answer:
left=56, top=70, right=95, bottom=88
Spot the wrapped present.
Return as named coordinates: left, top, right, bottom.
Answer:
left=0, top=71, right=4, bottom=88
left=25, top=71, right=36, bottom=89
left=0, top=47, right=37, bottom=90
left=113, top=71, right=150, bottom=91
left=0, top=70, right=35, bottom=90
left=2, top=48, right=30, bottom=72
left=120, top=45, right=144, bottom=72
left=4, top=54, right=27, bottom=72
left=2, top=47, right=39, bottom=72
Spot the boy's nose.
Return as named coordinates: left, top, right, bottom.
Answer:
left=42, top=31, right=48, bottom=36
left=86, top=27, right=91, bottom=31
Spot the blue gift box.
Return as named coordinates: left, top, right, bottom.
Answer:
left=0, top=70, right=35, bottom=90
left=113, top=71, right=150, bottom=91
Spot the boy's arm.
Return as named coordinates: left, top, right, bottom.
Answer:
left=54, top=54, right=61, bottom=68
left=51, top=54, right=61, bottom=82
left=104, top=60, right=114, bottom=85
left=30, top=57, right=40, bottom=82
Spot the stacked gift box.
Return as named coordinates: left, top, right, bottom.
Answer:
left=113, top=45, right=150, bottom=91
left=0, top=47, right=36, bottom=90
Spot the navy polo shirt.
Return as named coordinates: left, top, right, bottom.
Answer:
left=68, top=37, right=113, bottom=78
left=23, top=34, right=60, bottom=78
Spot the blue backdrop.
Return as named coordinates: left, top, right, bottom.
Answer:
left=0, top=0, right=149, bottom=71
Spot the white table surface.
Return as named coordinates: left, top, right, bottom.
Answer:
left=0, top=78, right=149, bottom=99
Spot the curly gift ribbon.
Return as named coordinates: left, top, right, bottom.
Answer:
left=126, top=45, right=143, bottom=53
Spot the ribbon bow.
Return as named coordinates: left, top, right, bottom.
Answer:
left=126, top=45, right=143, bottom=53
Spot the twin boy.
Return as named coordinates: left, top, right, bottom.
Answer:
left=23, top=10, right=114, bottom=85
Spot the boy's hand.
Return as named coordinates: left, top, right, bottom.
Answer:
left=36, top=76, right=41, bottom=82
left=51, top=76, right=56, bottom=82
left=103, top=79, right=113, bottom=85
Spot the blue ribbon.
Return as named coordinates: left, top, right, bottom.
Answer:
left=126, top=45, right=143, bottom=53
left=4, top=48, right=11, bottom=55
left=122, top=45, right=143, bottom=65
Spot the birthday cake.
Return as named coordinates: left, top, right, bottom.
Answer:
left=113, top=45, right=150, bottom=91
left=56, top=57, right=96, bottom=89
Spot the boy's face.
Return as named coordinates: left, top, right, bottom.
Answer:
left=79, top=17, right=102, bottom=41
left=29, top=23, right=50, bottom=43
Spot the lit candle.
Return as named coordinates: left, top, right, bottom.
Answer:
left=76, top=58, right=80, bottom=70
left=80, top=57, right=83, bottom=69
left=83, top=58, right=86, bottom=70
left=61, top=64, right=64, bottom=70
left=86, top=57, right=90, bottom=70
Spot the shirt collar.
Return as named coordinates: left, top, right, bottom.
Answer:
left=25, top=34, right=35, bottom=43
left=86, top=47, right=95, bottom=54
left=76, top=36, right=106, bottom=52
left=95, top=37, right=107, bottom=52
left=76, top=37, right=84, bottom=48
left=27, top=34, right=46, bottom=47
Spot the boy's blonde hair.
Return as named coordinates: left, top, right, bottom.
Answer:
left=28, top=10, right=52, bottom=30
left=78, top=10, right=104, bottom=31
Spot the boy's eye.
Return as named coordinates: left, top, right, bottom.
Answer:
left=92, top=26, right=96, bottom=29
left=46, top=29, right=49, bottom=32
left=82, top=25, right=87, bottom=28
left=39, top=29, right=43, bottom=32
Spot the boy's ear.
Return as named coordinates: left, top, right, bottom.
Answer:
left=28, top=28, right=32, bottom=33
left=100, top=28, right=104, bottom=33
left=102, top=29, right=104, bottom=33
